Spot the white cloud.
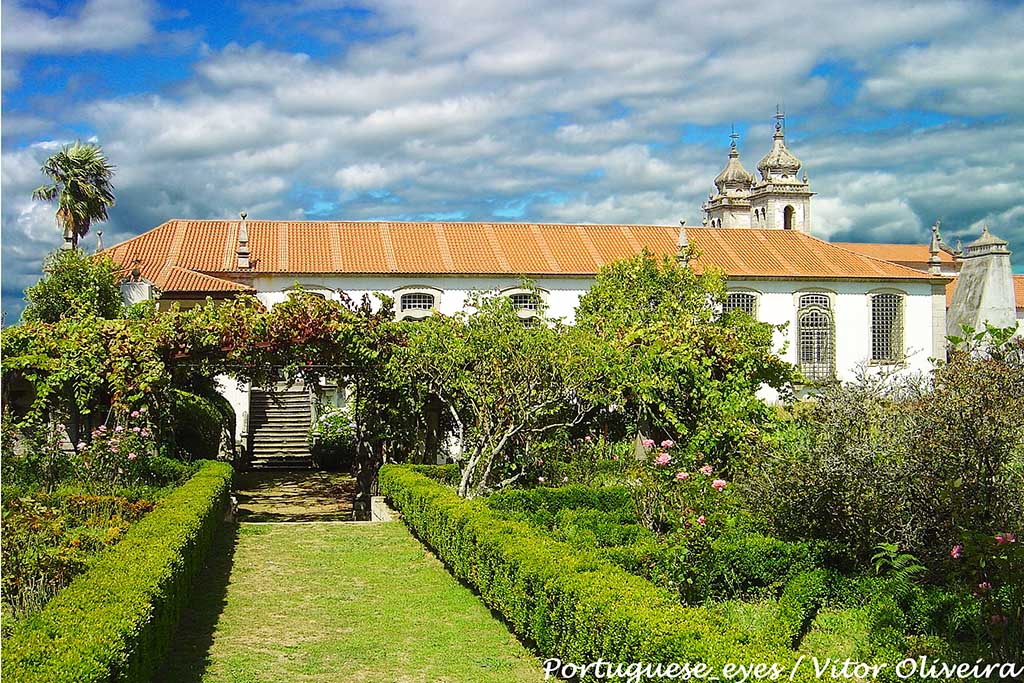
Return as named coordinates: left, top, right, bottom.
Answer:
left=3, top=0, right=1024, bottom=318
left=1, top=0, right=157, bottom=54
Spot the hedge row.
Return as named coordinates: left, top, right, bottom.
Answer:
left=3, top=460, right=234, bottom=683
left=486, top=485, right=818, bottom=602
left=379, top=465, right=818, bottom=677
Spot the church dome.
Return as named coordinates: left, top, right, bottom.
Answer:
left=757, top=121, right=802, bottom=180
left=714, top=140, right=754, bottom=193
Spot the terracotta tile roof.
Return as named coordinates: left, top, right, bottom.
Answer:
left=834, top=242, right=954, bottom=264
left=104, top=220, right=944, bottom=294
left=945, top=275, right=1024, bottom=310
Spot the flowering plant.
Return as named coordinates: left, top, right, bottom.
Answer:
left=76, top=409, right=159, bottom=493
left=629, top=439, right=739, bottom=536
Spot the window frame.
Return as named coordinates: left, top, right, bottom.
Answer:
left=794, top=290, right=836, bottom=383
left=868, top=289, right=906, bottom=365
left=393, top=285, right=443, bottom=321
left=723, top=289, right=760, bottom=318
left=499, top=285, right=549, bottom=322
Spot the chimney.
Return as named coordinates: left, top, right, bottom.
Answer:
left=237, top=211, right=250, bottom=269
left=946, top=225, right=1015, bottom=336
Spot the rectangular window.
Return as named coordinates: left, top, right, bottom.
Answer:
left=871, top=293, right=903, bottom=363
left=401, top=293, right=435, bottom=311
left=724, top=292, right=757, bottom=316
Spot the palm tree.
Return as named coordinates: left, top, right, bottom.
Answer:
left=32, top=141, right=116, bottom=249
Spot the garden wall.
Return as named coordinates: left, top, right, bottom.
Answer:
left=378, top=465, right=817, bottom=678
left=3, top=460, right=234, bottom=683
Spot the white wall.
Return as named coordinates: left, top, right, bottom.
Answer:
left=251, top=273, right=940, bottom=383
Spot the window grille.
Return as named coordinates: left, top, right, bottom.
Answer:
left=510, top=293, right=540, bottom=311
left=724, top=292, right=757, bottom=316
left=400, top=292, right=435, bottom=311
left=797, top=294, right=834, bottom=382
left=871, top=293, right=903, bottom=363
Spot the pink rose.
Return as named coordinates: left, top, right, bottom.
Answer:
left=661, top=439, right=675, bottom=448
left=950, top=545, right=963, bottom=559
left=76, top=442, right=86, bottom=451
left=141, top=429, right=150, bottom=437
left=654, top=452, right=672, bottom=467
left=712, top=478, right=727, bottom=492
left=697, top=515, right=706, bottom=526
left=115, top=426, right=124, bottom=433
left=978, top=581, right=992, bottom=591
left=132, top=426, right=141, bottom=433
left=995, top=532, right=1016, bottom=545
left=128, top=453, right=137, bottom=461
left=642, top=438, right=655, bottom=448
left=700, top=464, right=714, bottom=476
left=537, top=476, right=545, bottom=483
left=98, top=425, right=107, bottom=432
left=584, top=436, right=592, bottom=443
left=675, top=471, right=690, bottom=481
left=131, top=410, right=140, bottom=418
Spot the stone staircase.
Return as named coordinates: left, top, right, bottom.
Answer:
left=248, top=387, right=315, bottom=469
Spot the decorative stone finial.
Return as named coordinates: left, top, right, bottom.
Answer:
left=237, top=211, right=251, bottom=269
left=96, top=230, right=104, bottom=253
left=677, top=220, right=690, bottom=266
left=928, top=222, right=942, bottom=275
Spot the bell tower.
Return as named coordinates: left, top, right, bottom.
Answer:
left=748, top=111, right=814, bottom=234
left=702, top=129, right=755, bottom=228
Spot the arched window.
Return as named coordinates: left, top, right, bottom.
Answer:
left=783, top=205, right=795, bottom=230
left=724, top=292, right=757, bottom=317
left=870, top=293, right=904, bottom=363
left=394, top=285, right=443, bottom=321
left=400, top=292, right=435, bottom=311
left=797, top=293, right=834, bottom=382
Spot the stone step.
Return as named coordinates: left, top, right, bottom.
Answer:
left=251, top=456, right=315, bottom=470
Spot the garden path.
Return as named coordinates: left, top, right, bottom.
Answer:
left=159, top=471, right=543, bottom=683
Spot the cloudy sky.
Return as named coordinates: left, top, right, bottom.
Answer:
left=3, top=0, right=1023, bottom=319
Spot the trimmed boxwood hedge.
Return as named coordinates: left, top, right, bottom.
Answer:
left=379, top=465, right=820, bottom=677
left=3, top=460, right=233, bottom=683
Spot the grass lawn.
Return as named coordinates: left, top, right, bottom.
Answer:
left=159, top=520, right=544, bottom=683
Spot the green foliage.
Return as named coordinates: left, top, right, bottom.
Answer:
left=2, top=493, right=154, bottom=626
left=310, top=404, right=358, bottom=471
left=767, top=570, right=833, bottom=648
left=744, top=331, right=1024, bottom=568
left=167, top=389, right=225, bottom=461
left=872, top=543, right=926, bottom=601
left=22, top=249, right=123, bottom=323
left=575, top=251, right=795, bottom=473
left=31, top=141, right=115, bottom=248
left=379, top=465, right=819, bottom=677
left=395, top=289, right=613, bottom=498
left=2, top=461, right=232, bottom=683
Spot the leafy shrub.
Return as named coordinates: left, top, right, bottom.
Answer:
left=168, top=389, right=226, bottom=461
left=1, top=494, right=154, bottom=625
left=21, top=249, right=123, bottom=324
left=2, top=460, right=233, bottom=683
left=310, top=404, right=357, bottom=471
left=767, top=569, right=833, bottom=648
left=379, top=465, right=819, bottom=676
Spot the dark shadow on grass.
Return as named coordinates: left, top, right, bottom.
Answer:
left=235, top=470, right=357, bottom=522
left=154, top=521, right=239, bottom=683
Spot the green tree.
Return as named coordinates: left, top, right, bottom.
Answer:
left=32, top=141, right=115, bottom=249
left=396, top=291, right=611, bottom=498
left=22, top=249, right=123, bottom=323
left=576, top=251, right=795, bottom=472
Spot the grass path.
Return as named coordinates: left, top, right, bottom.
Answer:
left=160, top=519, right=543, bottom=683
